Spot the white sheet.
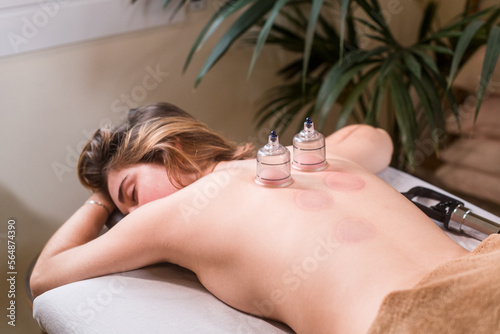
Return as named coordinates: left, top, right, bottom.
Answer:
left=33, top=167, right=499, bottom=333
left=33, top=263, right=292, bottom=334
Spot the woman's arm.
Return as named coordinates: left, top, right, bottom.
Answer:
left=33, top=192, right=114, bottom=261
left=29, top=192, right=169, bottom=298
left=325, top=124, right=393, bottom=174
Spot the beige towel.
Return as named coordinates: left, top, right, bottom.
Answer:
left=445, top=95, right=500, bottom=141
left=368, top=235, right=500, bottom=334
left=439, top=138, right=500, bottom=176
left=435, top=165, right=500, bottom=205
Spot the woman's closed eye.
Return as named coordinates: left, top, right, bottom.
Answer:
left=109, top=163, right=178, bottom=214
left=131, top=186, right=137, bottom=203
left=128, top=186, right=137, bottom=204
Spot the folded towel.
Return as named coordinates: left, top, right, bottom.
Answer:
left=439, top=138, right=500, bottom=176
left=446, top=95, right=500, bottom=140
left=368, top=234, right=500, bottom=334
left=435, top=164, right=500, bottom=205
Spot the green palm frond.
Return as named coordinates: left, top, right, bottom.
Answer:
left=144, top=0, right=500, bottom=169
left=131, top=0, right=187, bottom=19
left=475, top=25, right=500, bottom=120
left=183, top=0, right=256, bottom=74
left=248, top=0, right=291, bottom=77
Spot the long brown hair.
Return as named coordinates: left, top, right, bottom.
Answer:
left=78, top=103, right=255, bottom=194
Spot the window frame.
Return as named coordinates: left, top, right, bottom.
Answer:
left=0, top=0, right=185, bottom=57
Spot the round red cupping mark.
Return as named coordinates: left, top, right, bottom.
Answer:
left=325, top=172, right=365, bottom=191
left=295, top=190, right=333, bottom=211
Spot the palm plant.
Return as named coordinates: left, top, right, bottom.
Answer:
left=149, top=0, right=500, bottom=168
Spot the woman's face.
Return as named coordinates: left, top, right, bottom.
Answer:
left=107, top=163, right=186, bottom=214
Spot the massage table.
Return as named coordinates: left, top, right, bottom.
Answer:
left=32, top=167, right=499, bottom=334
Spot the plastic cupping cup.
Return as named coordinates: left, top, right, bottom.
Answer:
left=255, top=131, right=293, bottom=187
left=292, top=117, right=327, bottom=171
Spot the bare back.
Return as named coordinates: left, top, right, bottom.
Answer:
left=158, top=158, right=468, bottom=334
left=31, top=125, right=469, bottom=334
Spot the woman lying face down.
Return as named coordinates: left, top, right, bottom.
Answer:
left=78, top=103, right=255, bottom=214
left=31, top=103, right=473, bottom=334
